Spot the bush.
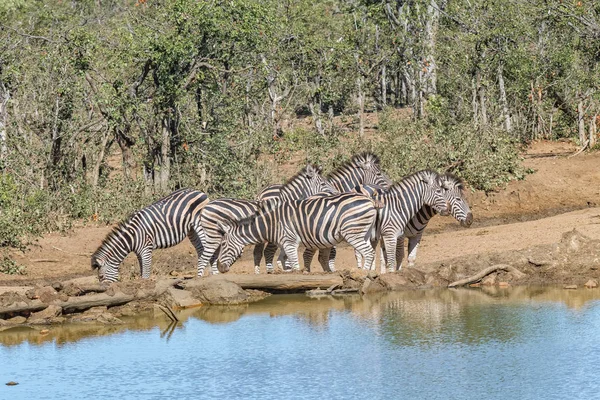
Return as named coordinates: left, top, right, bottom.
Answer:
left=374, top=108, right=524, bottom=191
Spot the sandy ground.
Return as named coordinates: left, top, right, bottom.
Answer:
left=3, top=140, right=600, bottom=285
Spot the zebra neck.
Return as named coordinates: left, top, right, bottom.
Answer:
left=329, top=170, right=364, bottom=192
left=390, top=180, right=428, bottom=220
left=98, top=226, right=136, bottom=265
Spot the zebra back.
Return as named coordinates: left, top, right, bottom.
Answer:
left=328, top=152, right=392, bottom=193
left=257, top=184, right=283, bottom=201
left=217, top=192, right=378, bottom=271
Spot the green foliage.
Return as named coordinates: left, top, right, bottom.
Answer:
left=375, top=108, right=524, bottom=191
left=0, top=255, right=25, bottom=275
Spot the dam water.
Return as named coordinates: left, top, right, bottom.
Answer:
left=1, top=287, right=600, bottom=399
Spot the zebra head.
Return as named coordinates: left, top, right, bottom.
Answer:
left=418, top=170, right=449, bottom=216
left=91, top=248, right=120, bottom=283
left=91, top=223, right=133, bottom=283
left=216, top=219, right=247, bottom=273
left=353, top=152, right=393, bottom=189
left=441, top=173, right=473, bottom=227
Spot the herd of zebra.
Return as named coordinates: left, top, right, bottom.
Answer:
left=91, top=153, right=472, bottom=283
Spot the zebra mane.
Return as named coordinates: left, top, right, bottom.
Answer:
left=222, top=199, right=279, bottom=231
left=283, top=164, right=321, bottom=187
left=91, top=217, right=134, bottom=262
left=441, top=173, right=465, bottom=191
left=389, top=170, right=441, bottom=192
left=329, top=152, right=381, bottom=177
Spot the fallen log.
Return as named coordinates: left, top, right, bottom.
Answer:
left=0, top=278, right=183, bottom=316
left=190, top=274, right=345, bottom=291
left=448, top=264, right=526, bottom=288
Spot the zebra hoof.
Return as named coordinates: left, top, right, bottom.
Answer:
left=254, top=266, right=260, bottom=274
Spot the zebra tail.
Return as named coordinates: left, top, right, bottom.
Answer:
left=364, top=205, right=381, bottom=244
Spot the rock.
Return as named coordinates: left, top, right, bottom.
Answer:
left=165, top=287, right=203, bottom=309
left=7, top=316, right=26, bottom=324
left=360, top=277, right=372, bottom=294
left=184, top=279, right=249, bottom=305
left=96, top=313, right=123, bottom=325
left=28, top=305, right=62, bottom=323
left=39, top=329, right=50, bottom=335
left=5, top=381, right=18, bottom=386
left=436, top=265, right=457, bottom=283
left=563, top=285, right=578, bottom=290
left=424, top=273, right=449, bottom=287
left=25, top=286, right=60, bottom=303
left=377, top=273, right=412, bottom=290
left=0, top=292, right=28, bottom=307
left=51, top=282, right=63, bottom=291
left=584, top=279, right=598, bottom=288
left=83, top=306, right=108, bottom=315
left=498, top=281, right=509, bottom=288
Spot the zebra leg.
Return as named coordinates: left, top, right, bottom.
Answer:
left=379, top=239, right=387, bottom=273
left=318, top=248, right=332, bottom=272
left=382, top=235, right=398, bottom=273
left=396, top=236, right=406, bottom=271
left=279, top=250, right=291, bottom=271
left=264, top=243, right=278, bottom=274
left=303, top=248, right=316, bottom=273
left=210, top=248, right=220, bottom=275
left=197, top=241, right=220, bottom=277
left=253, top=243, right=265, bottom=274
left=345, top=235, right=375, bottom=271
left=354, top=248, right=363, bottom=270
left=282, top=242, right=301, bottom=271
left=327, top=247, right=337, bottom=272
left=136, top=246, right=153, bottom=279
left=407, top=234, right=423, bottom=267
left=189, top=228, right=205, bottom=274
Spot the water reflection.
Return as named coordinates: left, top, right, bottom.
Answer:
left=1, top=286, right=599, bottom=347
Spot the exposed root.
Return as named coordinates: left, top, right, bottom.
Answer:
left=448, top=264, right=526, bottom=288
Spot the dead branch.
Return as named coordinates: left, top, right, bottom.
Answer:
left=568, top=140, right=589, bottom=158
left=448, top=264, right=526, bottom=288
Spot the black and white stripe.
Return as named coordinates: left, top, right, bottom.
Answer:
left=375, top=170, right=450, bottom=272
left=252, top=165, right=338, bottom=274
left=305, top=153, right=392, bottom=272
left=216, top=192, right=380, bottom=273
left=91, top=188, right=209, bottom=282
left=200, top=165, right=336, bottom=276
left=394, top=173, right=473, bottom=269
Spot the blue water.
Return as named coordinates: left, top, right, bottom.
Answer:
left=1, top=288, right=600, bottom=399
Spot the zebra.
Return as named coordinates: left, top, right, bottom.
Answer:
left=394, top=173, right=473, bottom=270
left=375, top=170, right=450, bottom=273
left=215, top=192, right=381, bottom=274
left=198, top=164, right=335, bottom=276
left=304, top=153, right=392, bottom=272
left=91, top=188, right=209, bottom=283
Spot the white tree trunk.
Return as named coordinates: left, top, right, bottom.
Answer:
left=578, top=100, right=586, bottom=145
left=498, top=64, right=512, bottom=132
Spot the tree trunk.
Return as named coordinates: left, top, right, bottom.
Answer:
left=578, top=100, right=586, bottom=145
left=589, top=113, right=597, bottom=148
left=498, top=64, right=512, bottom=132
left=0, top=83, right=8, bottom=164
left=92, top=129, right=111, bottom=188
left=159, top=117, right=171, bottom=193
left=477, top=70, right=487, bottom=127
left=380, top=62, right=387, bottom=108
left=357, top=76, right=365, bottom=136
left=423, top=0, right=440, bottom=96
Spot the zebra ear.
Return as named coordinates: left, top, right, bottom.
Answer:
left=305, top=164, right=317, bottom=178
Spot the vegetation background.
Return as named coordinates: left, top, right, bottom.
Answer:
left=0, top=0, right=599, bottom=271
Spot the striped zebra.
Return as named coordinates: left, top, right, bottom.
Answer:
left=394, top=173, right=473, bottom=270
left=198, top=164, right=335, bottom=276
left=375, top=170, right=450, bottom=272
left=216, top=192, right=380, bottom=273
left=304, top=153, right=392, bottom=272
left=91, top=188, right=209, bottom=282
